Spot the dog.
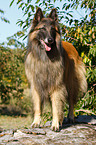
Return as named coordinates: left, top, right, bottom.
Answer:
left=25, top=8, right=87, bottom=131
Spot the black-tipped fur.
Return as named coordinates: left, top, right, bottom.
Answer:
left=25, top=8, right=87, bottom=131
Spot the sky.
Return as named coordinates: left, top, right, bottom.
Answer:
left=0, top=0, right=23, bottom=43
left=0, top=0, right=89, bottom=44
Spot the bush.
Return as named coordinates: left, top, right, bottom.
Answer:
left=0, top=0, right=95, bottom=116
left=0, top=46, right=26, bottom=104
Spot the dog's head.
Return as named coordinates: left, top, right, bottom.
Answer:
left=29, top=8, right=61, bottom=52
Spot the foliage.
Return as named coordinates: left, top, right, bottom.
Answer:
left=61, top=0, right=96, bottom=115
left=0, top=0, right=95, bottom=115
left=0, top=9, right=10, bottom=23
left=0, top=45, right=26, bottom=103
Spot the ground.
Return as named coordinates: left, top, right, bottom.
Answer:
left=0, top=114, right=96, bottom=145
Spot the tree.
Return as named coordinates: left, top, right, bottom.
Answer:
left=0, top=7, right=26, bottom=104
left=0, top=9, right=10, bottom=23
left=0, top=0, right=95, bottom=114
left=0, top=45, right=26, bottom=103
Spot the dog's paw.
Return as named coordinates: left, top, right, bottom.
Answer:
left=51, top=120, right=59, bottom=132
left=31, top=117, right=41, bottom=128
left=67, top=112, right=74, bottom=124
left=67, top=117, right=75, bottom=124
left=31, top=122, right=40, bottom=128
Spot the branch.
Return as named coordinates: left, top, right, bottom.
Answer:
left=75, top=109, right=95, bottom=115
left=65, top=36, right=93, bottom=46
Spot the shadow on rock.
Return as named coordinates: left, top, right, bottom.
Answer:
left=60, top=115, right=96, bottom=130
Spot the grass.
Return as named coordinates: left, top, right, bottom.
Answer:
left=0, top=115, right=32, bottom=130
left=0, top=103, right=52, bottom=130
left=0, top=88, right=53, bottom=130
left=0, top=88, right=33, bottom=130
left=1, top=88, right=95, bottom=130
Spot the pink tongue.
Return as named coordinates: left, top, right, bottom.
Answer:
left=45, top=44, right=51, bottom=51
left=41, top=40, right=51, bottom=51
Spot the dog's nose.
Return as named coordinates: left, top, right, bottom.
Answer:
left=48, top=38, right=53, bottom=43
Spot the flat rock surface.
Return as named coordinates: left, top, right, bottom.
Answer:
left=0, top=115, right=96, bottom=145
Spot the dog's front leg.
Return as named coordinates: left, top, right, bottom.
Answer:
left=51, top=89, right=65, bottom=131
left=31, top=88, right=41, bottom=128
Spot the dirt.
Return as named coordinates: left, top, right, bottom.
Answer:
left=0, top=115, right=96, bottom=145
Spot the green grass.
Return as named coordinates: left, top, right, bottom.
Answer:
left=0, top=115, right=32, bottom=130
left=0, top=88, right=95, bottom=130
left=0, top=89, right=52, bottom=130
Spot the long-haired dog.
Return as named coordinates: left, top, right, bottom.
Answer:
left=25, top=8, right=87, bottom=131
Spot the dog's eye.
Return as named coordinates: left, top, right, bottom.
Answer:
left=51, top=27, right=55, bottom=31
left=39, top=27, right=46, bottom=31
left=51, top=26, right=60, bottom=35
left=51, top=27, right=58, bottom=33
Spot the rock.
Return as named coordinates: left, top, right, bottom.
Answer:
left=20, top=128, right=46, bottom=135
left=0, top=127, right=3, bottom=133
left=0, top=134, right=16, bottom=143
left=14, top=130, right=27, bottom=138
left=44, top=121, right=52, bottom=128
left=0, top=129, right=16, bottom=137
left=0, top=115, right=96, bottom=144
left=75, top=115, right=96, bottom=124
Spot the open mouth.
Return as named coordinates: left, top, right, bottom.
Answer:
left=41, top=40, right=52, bottom=51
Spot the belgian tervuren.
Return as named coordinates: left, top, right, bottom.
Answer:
left=25, top=8, right=87, bottom=131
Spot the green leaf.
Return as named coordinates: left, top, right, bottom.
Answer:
left=36, top=0, right=40, bottom=4
left=17, top=0, right=22, bottom=5
left=69, top=19, right=73, bottom=25
left=18, top=3, right=24, bottom=9
left=65, top=4, right=70, bottom=10
left=65, top=16, right=69, bottom=20
left=0, top=9, right=4, bottom=14
left=67, top=13, right=73, bottom=17
left=62, top=3, right=67, bottom=9
left=1, top=17, right=10, bottom=23
left=31, top=5, right=34, bottom=12
left=10, top=0, right=15, bottom=7
left=22, top=6, right=25, bottom=11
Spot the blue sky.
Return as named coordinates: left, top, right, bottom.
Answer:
left=0, top=0, right=23, bottom=43
left=0, top=0, right=89, bottom=43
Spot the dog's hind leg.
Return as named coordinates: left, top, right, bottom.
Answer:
left=67, top=96, right=74, bottom=123
left=31, top=88, right=41, bottom=128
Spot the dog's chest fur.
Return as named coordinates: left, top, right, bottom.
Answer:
left=26, top=51, right=64, bottom=98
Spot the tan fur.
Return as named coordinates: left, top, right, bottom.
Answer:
left=62, top=41, right=87, bottom=121
left=62, top=41, right=87, bottom=95
left=51, top=86, right=67, bottom=130
left=31, top=88, right=41, bottom=127
left=25, top=8, right=87, bottom=131
left=25, top=41, right=87, bottom=129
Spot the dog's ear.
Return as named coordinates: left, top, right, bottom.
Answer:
left=33, top=8, right=44, bottom=27
left=48, top=8, right=58, bottom=21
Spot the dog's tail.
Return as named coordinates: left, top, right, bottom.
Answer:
left=62, top=41, right=87, bottom=97
left=76, top=59, right=87, bottom=95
